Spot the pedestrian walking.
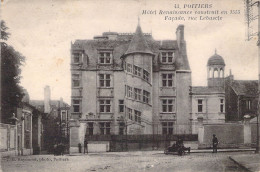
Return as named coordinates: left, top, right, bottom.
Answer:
left=84, top=139, right=88, bottom=154
left=212, top=134, right=219, bottom=153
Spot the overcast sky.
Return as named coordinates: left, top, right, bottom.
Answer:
left=1, top=0, right=258, bottom=104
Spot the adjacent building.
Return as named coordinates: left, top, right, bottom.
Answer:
left=190, top=51, right=226, bottom=134
left=30, top=86, right=70, bottom=152
left=225, top=74, right=258, bottom=121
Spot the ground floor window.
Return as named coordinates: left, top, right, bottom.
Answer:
left=99, top=122, right=110, bottom=135
left=162, top=122, right=173, bottom=135
left=119, top=122, right=125, bottom=135
left=87, top=122, right=94, bottom=135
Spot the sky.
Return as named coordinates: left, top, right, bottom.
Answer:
left=1, top=0, right=258, bottom=104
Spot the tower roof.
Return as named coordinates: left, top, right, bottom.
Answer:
left=207, top=50, right=225, bottom=66
left=124, top=22, right=153, bottom=56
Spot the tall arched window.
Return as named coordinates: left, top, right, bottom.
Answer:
left=209, top=68, right=213, bottom=78
left=220, top=69, right=224, bottom=78
left=213, top=69, right=218, bottom=78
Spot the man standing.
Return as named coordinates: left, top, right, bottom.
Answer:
left=212, top=134, right=219, bottom=153
left=84, top=138, right=88, bottom=154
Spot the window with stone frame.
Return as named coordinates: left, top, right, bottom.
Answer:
left=99, top=100, right=111, bottom=113
left=99, top=52, right=112, bottom=64
left=72, top=74, right=80, bottom=87
left=134, top=88, right=142, bottom=101
left=134, top=110, right=141, bottom=124
left=198, top=99, right=203, bottom=113
left=61, top=111, right=67, bottom=122
left=73, top=52, right=81, bottom=63
left=127, top=63, right=133, bottom=73
left=134, top=65, right=142, bottom=77
left=127, top=86, right=133, bottom=98
left=119, top=100, right=124, bottom=113
left=99, top=74, right=111, bottom=87
left=143, top=90, right=150, bottom=104
left=100, top=122, right=110, bottom=135
left=162, top=73, right=174, bottom=87
left=72, top=99, right=80, bottom=113
left=162, top=122, right=173, bottom=135
left=127, top=108, right=133, bottom=120
left=161, top=52, right=174, bottom=64
left=162, top=99, right=175, bottom=112
left=143, top=69, right=150, bottom=82
left=87, top=122, right=94, bottom=135
left=220, top=99, right=224, bottom=113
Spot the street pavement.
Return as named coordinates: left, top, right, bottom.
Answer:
left=0, top=151, right=254, bottom=172
left=229, top=154, right=260, bottom=172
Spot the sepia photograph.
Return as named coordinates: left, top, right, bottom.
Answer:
left=1, top=0, right=260, bottom=171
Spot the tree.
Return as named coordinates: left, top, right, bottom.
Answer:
left=1, top=20, right=25, bottom=124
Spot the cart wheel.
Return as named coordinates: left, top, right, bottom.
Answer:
left=164, top=150, right=168, bottom=155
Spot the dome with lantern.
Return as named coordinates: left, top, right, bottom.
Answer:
left=207, top=50, right=225, bottom=66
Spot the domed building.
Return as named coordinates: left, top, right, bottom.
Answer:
left=207, top=50, right=225, bottom=88
left=190, top=50, right=226, bottom=134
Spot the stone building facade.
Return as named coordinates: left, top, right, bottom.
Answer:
left=190, top=52, right=226, bottom=134
left=70, top=23, right=192, bottom=149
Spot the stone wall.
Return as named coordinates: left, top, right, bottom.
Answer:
left=198, top=118, right=254, bottom=148
left=0, top=123, right=17, bottom=157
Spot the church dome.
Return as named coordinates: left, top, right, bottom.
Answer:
left=207, top=52, right=225, bottom=66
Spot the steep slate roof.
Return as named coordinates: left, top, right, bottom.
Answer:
left=124, top=24, right=153, bottom=55
left=191, top=86, right=225, bottom=95
left=230, top=80, right=258, bottom=97
left=71, top=25, right=191, bottom=71
left=207, top=53, right=225, bottom=66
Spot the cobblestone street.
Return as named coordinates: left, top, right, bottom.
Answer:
left=1, top=151, right=250, bottom=172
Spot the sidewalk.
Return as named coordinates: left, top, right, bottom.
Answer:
left=229, top=154, right=260, bottom=172
left=68, top=148, right=255, bottom=156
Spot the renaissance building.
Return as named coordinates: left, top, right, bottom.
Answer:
left=70, top=22, right=191, bottom=145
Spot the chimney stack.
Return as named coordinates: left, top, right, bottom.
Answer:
left=44, top=86, right=51, bottom=113
left=176, top=25, right=184, bottom=49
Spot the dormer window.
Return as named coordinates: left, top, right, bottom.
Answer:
left=161, top=52, right=174, bottom=64
left=99, top=51, right=112, bottom=64
left=73, top=53, right=81, bottom=63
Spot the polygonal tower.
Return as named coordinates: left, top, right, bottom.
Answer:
left=207, top=50, right=225, bottom=87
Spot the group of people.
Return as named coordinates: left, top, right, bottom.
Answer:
left=78, top=139, right=88, bottom=154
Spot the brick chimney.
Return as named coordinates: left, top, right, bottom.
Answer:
left=44, top=86, right=51, bottom=113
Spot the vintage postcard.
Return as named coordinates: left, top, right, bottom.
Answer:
left=1, top=0, right=260, bottom=171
